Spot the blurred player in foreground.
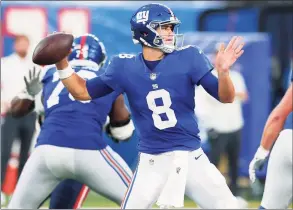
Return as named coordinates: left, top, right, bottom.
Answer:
left=7, top=34, right=134, bottom=209
left=53, top=3, right=245, bottom=209
left=249, top=70, right=292, bottom=209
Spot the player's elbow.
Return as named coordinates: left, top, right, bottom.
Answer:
left=220, top=95, right=235, bottom=103
left=64, top=84, right=91, bottom=101
left=71, top=92, right=92, bottom=101
left=62, top=74, right=92, bottom=101
left=223, top=98, right=235, bottom=103
left=74, top=83, right=92, bottom=101
left=72, top=92, right=91, bottom=101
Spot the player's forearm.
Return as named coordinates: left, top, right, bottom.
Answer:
left=218, top=72, right=235, bottom=103
left=62, top=74, right=91, bottom=101
left=110, top=95, right=131, bottom=123
left=260, top=107, right=287, bottom=150
left=260, top=85, right=293, bottom=150
left=56, top=59, right=92, bottom=101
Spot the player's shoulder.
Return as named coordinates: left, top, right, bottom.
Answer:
left=106, top=53, right=139, bottom=74
left=110, top=53, right=138, bottom=64
left=175, top=45, right=203, bottom=56
left=169, top=45, right=205, bottom=68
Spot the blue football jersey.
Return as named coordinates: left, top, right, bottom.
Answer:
left=100, top=46, right=213, bottom=154
left=36, top=62, right=120, bottom=150
left=284, top=70, right=293, bottom=130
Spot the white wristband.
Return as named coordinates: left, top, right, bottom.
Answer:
left=257, top=145, right=270, bottom=158
left=58, top=66, right=74, bottom=79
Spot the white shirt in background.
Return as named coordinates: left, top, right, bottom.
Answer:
left=195, top=69, right=248, bottom=133
left=1, top=53, right=36, bottom=106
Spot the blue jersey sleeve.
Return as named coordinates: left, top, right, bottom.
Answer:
left=100, top=56, right=124, bottom=94
left=188, top=46, right=214, bottom=85
left=86, top=77, right=114, bottom=99
left=200, top=71, right=219, bottom=100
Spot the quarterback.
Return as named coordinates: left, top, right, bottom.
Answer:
left=55, top=3, right=244, bottom=209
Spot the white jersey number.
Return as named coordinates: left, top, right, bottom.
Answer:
left=118, top=54, right=135, bottom=59
left=146, top=89, right=177, bottom=130
left=47, top=70, right=96, bottom=108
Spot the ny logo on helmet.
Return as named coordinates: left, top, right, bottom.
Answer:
left=136, top=11, right=149, bottom=24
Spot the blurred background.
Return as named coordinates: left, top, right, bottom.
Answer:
left=1, top=1, right=292, bottom=208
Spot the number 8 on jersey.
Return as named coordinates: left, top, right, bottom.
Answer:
left=146, top=89, right=177, bottom=130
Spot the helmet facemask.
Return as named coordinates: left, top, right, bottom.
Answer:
left=146, top=20, right=184, bottom=53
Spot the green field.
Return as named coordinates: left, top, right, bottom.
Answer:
left=40, top=191, right=293, bottom=209
left=2, top=191, right=292, bottom=209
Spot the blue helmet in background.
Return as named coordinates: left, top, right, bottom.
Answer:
left=130, top=3, right=183, bottom=53
left=69, top=34, right=106, bottom=67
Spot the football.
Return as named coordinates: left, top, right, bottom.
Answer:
left=32, top=32, right=74, bottom=65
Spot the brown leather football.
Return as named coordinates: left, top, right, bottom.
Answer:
left=32, top=32, right=74, bottom=65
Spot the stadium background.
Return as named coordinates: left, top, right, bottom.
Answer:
left=1, top=1, right=292, bottom=208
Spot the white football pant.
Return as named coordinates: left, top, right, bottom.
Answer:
left=261, top=129, right=292, bottom=209
left=121, top=148, right=239, bottom=209
left=8, top=145, right=132, bottom=209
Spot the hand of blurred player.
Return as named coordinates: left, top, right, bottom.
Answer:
left=105, top=123, right=133, bottom=143
left=105, top=123, right=120, bottom=143
left=215, top=36, right=245, bottom=73
left=103, top=116, right=134, bottom=143
left=24, top=66, right=43, bottom=97
left=249, top=146, right=270, bottom=183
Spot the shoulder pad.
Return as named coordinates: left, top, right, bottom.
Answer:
left=109, top=53, right=136, bottom=64
left=176, top=45, right=204, bottom=60
left=178, top=45, right=202, bottom=53
left=107, top=53, right=138, bottom=70
left=177, top=45, right=194, bottom=51
left=117, top=53, right=136, bottom=60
